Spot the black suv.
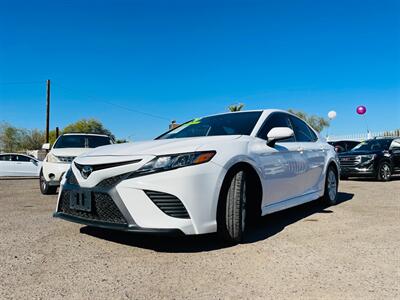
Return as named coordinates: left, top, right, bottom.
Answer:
left=328, top=140, right=360, bottom=153
left=338, top=137, right=400, bottom=181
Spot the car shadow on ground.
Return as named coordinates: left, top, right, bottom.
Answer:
left=80, top=192, right=354, bottom=253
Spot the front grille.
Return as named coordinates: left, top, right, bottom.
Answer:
left=66, top=170, right=78, bottom=185
left=58, top=191, right=127, bottom=224
left=339, top=156, right=361, bottom=167
left=58, top=156, right=76, bottom=163
left=144, top=190, right=190, bottom=219
left=96, top=172, right=131, bottom=188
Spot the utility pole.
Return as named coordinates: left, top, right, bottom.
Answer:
left=45, top=79, right=50, bottom=143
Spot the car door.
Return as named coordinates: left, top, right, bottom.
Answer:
left=255, top=112, right=308, bottom=207
left=289, top=115, right=326, bottom=194
left=390, top=139, right=400, bottom=171
left=16, top=155, right=40, bottom=176
left=0, top=155, right=14, bottom=176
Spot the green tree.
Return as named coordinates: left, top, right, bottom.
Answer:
left=20, top=129, right=46, bottom=150
left=288, top=109, right=330, bottom=133
left=63, top=118, right=115, bottom=140
left=228, top=103, right=244, bottom=112
left=0, top=123, right=24, bottom=152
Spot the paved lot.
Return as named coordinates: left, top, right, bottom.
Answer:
left=0, top=178, right=399, bottom=299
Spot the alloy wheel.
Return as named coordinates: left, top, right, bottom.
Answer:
left=380, top=164, right=391, bottom=181
left=327, top=170, right=337, bottom=201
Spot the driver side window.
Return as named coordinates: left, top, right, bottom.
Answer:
left=257, top=113, right=295, bottom=142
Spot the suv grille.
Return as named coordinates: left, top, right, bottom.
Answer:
left=58, top=191, right=127, bottom=224
left=58, top=156, right=76, bottom=163
left=339, top=156, right=361, bottom=167
left=144, top=190, right=190, bottom=219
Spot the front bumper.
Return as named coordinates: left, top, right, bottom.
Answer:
left=42, top=161, right=71, bottom=185
left=53, top=212, right=184, bottom=235
left=340, top=166, right=376, bottom=177
left=54, top=161, right=226, bottom=235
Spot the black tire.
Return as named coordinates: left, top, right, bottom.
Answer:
left=321, top=166, right=338, bottom=206
left=377, top=162, right=392, bottom=181
left=217, top=170, right=247, bottom=244
left=39, top=170, right=57, bottom=195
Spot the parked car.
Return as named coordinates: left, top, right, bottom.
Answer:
left=54, top=110, right=340, bottom=243
left=0, top=153, right=42, bottom=177
left=40, top=133, right=113, bottom=195
left=328, top=140, right=360, bottom=153
left=338, top=137, right=400, bottom=181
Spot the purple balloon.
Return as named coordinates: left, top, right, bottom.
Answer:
left=356, top=105, right=367, bottom=115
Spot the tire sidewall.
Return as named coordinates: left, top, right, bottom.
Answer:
left=378, top=162, right=392, bottom=181
left=324, top=166, right=338, bottom=205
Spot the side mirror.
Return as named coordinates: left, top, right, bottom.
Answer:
left=267, top=127, right=294, bottom=147
left=42, top=143, right=51, bottom=150
left=30, top=159, right=38, bottom=165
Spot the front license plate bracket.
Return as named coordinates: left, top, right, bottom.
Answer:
left=69, top=191, right=92, bottom=212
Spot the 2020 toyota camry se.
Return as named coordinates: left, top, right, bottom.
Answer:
left=54, top=110, right=340, bottom=243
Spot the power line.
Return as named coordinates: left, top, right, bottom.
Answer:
left=53, top=82, right=172, bottom=121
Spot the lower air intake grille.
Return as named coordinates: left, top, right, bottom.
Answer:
left=144, top=190, right=190, bottom=219
left=58, top=191, right=127, bottom=224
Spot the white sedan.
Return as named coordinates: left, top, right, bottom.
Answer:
left=0, top=154, right=42, bottom=177
left=54, top=109, right=339, bottom=243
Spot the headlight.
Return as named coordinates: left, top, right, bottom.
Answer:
left=132, top=151, right=216, bottom=177
left=360, top=154, right=377, bottom=166
left=45, top=153, right=61, bottom=163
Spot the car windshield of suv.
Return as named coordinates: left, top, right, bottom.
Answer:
left=351, top=139, right=392, bottom=152
left=53, top=135, right=112, bottom=148
left=156, top=111, right=262, bottom=140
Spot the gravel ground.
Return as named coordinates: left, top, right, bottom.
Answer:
left=0, top=178, right=399, bottom=299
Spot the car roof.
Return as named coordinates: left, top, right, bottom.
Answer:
left=61, top=133, right=110, bottom=137
left=190, top=109, right=290, bottom=120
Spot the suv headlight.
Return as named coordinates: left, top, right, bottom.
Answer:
left=46, top=153, right=61, bottom=163
left=360, top=154, right=377, bottom=166
left=131, top=151, right=216, bottom=177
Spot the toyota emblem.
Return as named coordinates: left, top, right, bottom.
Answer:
left=81, top=165, right=93, bottom=179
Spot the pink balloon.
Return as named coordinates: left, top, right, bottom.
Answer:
left=356, top=105, right=367, bottom=115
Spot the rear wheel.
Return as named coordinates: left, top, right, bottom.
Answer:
left=39, top=170, right=57, bottom=195
left=321, top=166, right=338, bottom=205
left=377, top=162, right=392, bottom=181
left=217, top=170, right=247, bottom=244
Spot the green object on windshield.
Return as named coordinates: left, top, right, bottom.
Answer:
left=186, top=118, right=202, bottom=126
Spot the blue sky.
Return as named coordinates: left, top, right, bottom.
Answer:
left=1, top=0, right=399, bottom=140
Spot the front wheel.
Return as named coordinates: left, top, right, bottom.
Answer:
left=321, top=166, right=338, bottom=205
left=39, top=170, right=57, bottom=195
left=217, top=170, right=247, bottom=244
left=377, top=162, right=392, bottom=181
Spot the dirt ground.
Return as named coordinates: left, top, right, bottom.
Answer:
left=0, top=177, right=399, bottom=299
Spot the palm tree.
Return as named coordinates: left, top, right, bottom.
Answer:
left=228, top=103, right=244, bottom=112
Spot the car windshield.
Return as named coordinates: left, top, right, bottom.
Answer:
left=156, top=111, right=262, bottom=139
left=351, top=139, right=392, bottom=152
left=53, top=135, right=112, bottom=149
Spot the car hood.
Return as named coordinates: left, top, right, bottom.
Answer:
left=339, top=150, right=382, bottom=156
left=79, top=135, right=241, bottom=158
left=50, top=148, right=95, bottom=157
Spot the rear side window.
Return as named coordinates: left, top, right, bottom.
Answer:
left=0, top=155, right=10, bottom=161
left=257, top=113, right=295, bottom=142
left=289, top=116, right=318, bottom=142
left=17, top=155, right=31, bottom=162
